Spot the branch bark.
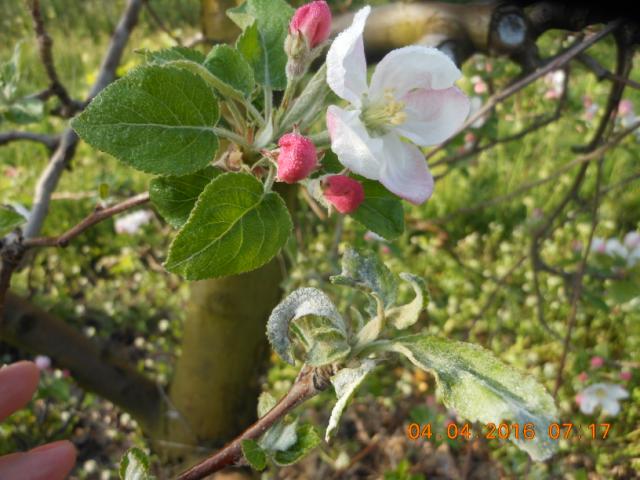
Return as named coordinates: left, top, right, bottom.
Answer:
left=23, top=0, right=144, bottom=240
left=176, top=365, right=328, bottom=480
left=1, top=293, right=165, bottom=434
left=0, top=131, right=59, bottom=151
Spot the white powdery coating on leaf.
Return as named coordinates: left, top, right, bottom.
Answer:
left=262, top=420, right=299, bottom=452
left=390, top=335, right=559, bottom=461
left=326, top=359, right=376, bottom=441
left=386, top=272, right=427, bottom=330
left=267, top=287, right=346, bottom=364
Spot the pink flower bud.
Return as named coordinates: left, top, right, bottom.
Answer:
left=577, top=371, right=588, bottom=382
left=277, top=133, right=318, bottom=183
left=590, top=356, right=604, bottom=369
left=289, top=0, right=332, bottom=49
left=323, top=175, right=364, bottom=214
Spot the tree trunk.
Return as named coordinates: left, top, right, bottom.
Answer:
left=162, top=259, right=284, bottom=454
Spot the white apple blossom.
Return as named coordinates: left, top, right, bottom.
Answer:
left=592, top=232, right=640, bottom=267
left=576, top=383, right=629, bottom=416
left=114, top=210, right=154, bottom=235
left=325, top=6, right=469, bottom=204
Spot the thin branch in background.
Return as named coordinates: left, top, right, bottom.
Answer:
left=27, top=0, right=82, bottom=116
left=432, top=119, right=640, bottom=223
left=553, top=157, right=604, bottom=398
left=142, top=0, right=183, bottom=45
left=425, top=20, right=622, bottom=161
left=24, top=192, right=150, bottom=248
left=574, top=35, right=635, bottom=153
left=577, top=53, right=640, bottom=90
left=0, top=131, right=59, bottom=151
left=22, top=0, right=144, bottom=240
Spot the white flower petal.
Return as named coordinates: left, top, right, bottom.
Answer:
left=327, top=104, right=384, bottom=179
left=600, top=398, right=621, bottom=416
left=378, top=134, right=434, bottom=205
left=605, top=238, right=627, bottom=258
left=395, top=86, right=470, bottom=146
left=578, top=393, right=598, bottom=415
left=326, top=6, right=370, bottom=107
left=369, top=46, right=462, bottom=100
left=624, top=231, right=640, bottom=249
left=607, top=384, right=629, bottom=400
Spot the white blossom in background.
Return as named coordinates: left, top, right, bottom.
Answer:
left=616, top=99, right=640, bottom=141
left=591, top=231, right=640, bottom=267
left=543, top=70, right=565, bottom=100
left=582, top=96, right=599, bottom=122
left=34, top=355, right=51, bottom=370
left=114, top=210, right=154, bottom=235
left=576, top=383, right=629, bottom=416
left=325, top=6, right=469, bottom=204
left=469, top=96, right=488, bottom=129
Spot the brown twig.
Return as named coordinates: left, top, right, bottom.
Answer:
left=142, top=0, right=183, bottom=45
left=425, top=20, right=622, bottom=161
left=0, top=131, right=60, bottom=151
left=23, top=0, right=144, bottom=240
left=24, top=192, right=150, bottom=248
left=553, top=157, right=604, bottom=397
left=27, top=0, right=82, bottom=116
left=176, top=365, right=330, bottom=480
left=577, top=53, right=640, bottom=90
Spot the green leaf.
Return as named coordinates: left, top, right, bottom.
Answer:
left=257, top=391, right=277, bottom=418
left=71, top=65, right=219, bottom=176
left=142, top=46, right=206, bottom=65
left=273, top=424, right=321, bottom=466
left=233, top=0, right=294, bottom=90
left=267, top=287, right=348, bottom=365
left=165, top=172, right=292, bottom=279
left=241, top=439, right=267, bottom=471
left=119, top=447, right=153, bottom=480
left=149, top=166, right=221, bottom=228
left=2, top=97, right=44, bottom=124
left=204, top=45, right=255, bottom=97
left=386, top=273, right=428, bottom=330
left=351, top=180, right=404, bottom=240
left=607, top=279, right=640, bottom=304
left=387, top=334, right=559, bottom=461
left=0, top=206, right=26, bottom=236
left=326, top=360, right=376, bottom=441
left=262, top=419, right=298, bottom=452
left=290, top=313, right=352, bottom=366
left=331, top=248, right=398, bottom=311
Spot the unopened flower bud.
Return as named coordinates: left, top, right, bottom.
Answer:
left=285, top=1, right=332, bottom=80
left=277, top=133, right=317, bottom=183
left=322, top=175, right=364, bottom=213
left=289, top=0, right=332, bottom=49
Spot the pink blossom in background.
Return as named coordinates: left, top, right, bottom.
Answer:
left=590, top=356, right=604, bottom=369
left=618, top=99, right=634, bottom=117
left=620, top=370, right=632, bottom=381
left=289, top=0, right=332, bottom=48
left=276, top=132, right=318, bottom=183
left=578, top=371, right=588, bottom=382
left=325, top=6, right=469, bottom=204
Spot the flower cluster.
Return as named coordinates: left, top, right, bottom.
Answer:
left=574, top=355, right=632, bottom=417
left=276, top=2, right=469, bottom=216
left=591, top=231, right=640, bottom=268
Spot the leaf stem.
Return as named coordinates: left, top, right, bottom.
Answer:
left=212, top=126, right=251, bottom=149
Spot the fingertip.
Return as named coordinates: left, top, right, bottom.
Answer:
left=0, top=361, right=41, bottom=422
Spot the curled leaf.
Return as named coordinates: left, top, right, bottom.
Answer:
left=386, top=273, right=428, bottom=330
left=267, top=287, right=348, bottom=365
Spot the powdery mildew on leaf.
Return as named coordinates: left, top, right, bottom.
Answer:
left=325, top=359, right=376, bottom=441
left=386, top=272, right=428, bottom=330
left=389, top=335, right=558, bottom=461
left=331, top=247, right=398, bottom=312
left=267, top=287, right=347, bottom=365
